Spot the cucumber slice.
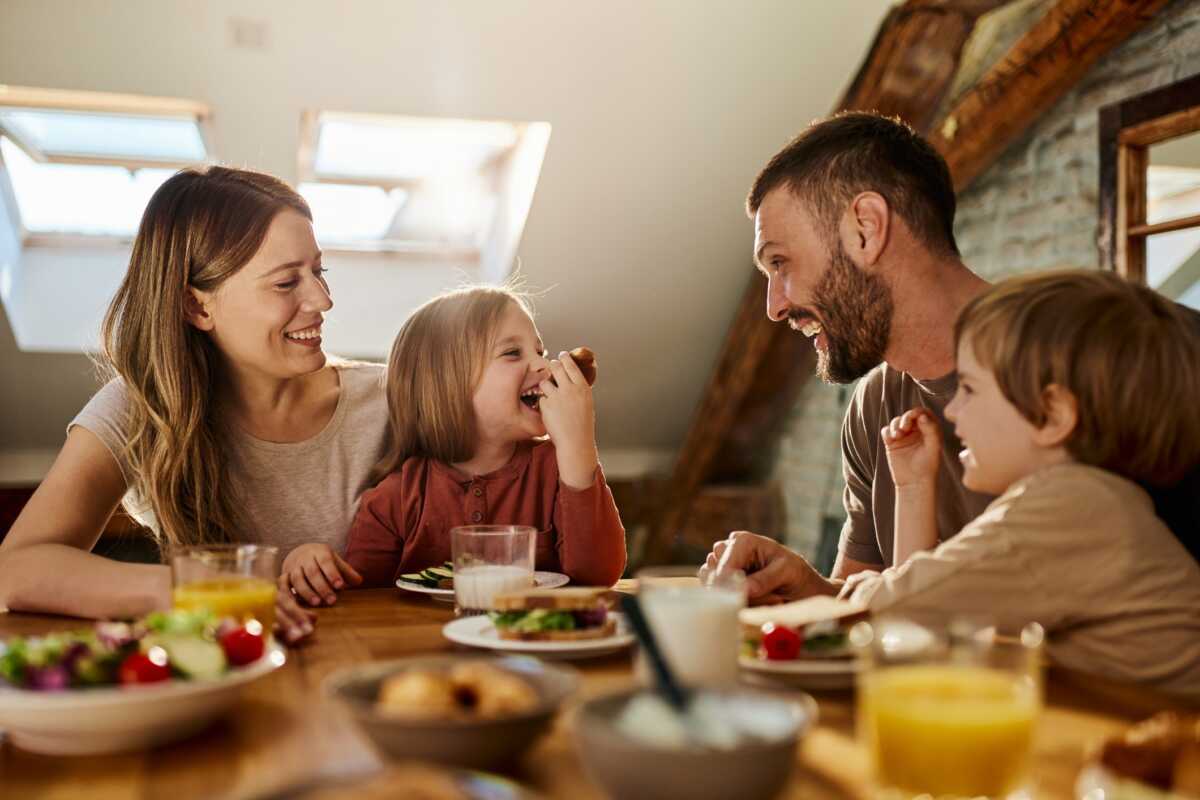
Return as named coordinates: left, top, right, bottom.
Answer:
left=399, top=573, right=427, bottom=584
left=426, top=566, right=453, bottom=579
left=144, top=634, right=227, bottom=680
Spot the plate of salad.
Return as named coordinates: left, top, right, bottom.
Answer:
left=0, top=609, right=285, bottom=755
left=396, top=563, right=569, bottom=602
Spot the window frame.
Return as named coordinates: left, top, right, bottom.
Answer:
left=0, top=85, right=213, bottom=246
left=1099, top=73, right=1200, bottom=281
left=296, top=109, right=531, bottom=260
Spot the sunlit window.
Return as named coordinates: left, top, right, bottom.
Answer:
left=0, top=85, right=211, bottom=240
left=298, top=111, right=548, bottom=255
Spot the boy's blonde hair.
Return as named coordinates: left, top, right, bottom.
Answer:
left=955, top=269, right=1200, bottom=487
left=371, top=285, right=535, bottom=483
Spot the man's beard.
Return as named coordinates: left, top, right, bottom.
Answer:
left=808, top=241, right=894, bottom=384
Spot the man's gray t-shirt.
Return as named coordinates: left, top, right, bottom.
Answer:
left=838, top=363, right=995, bottom=567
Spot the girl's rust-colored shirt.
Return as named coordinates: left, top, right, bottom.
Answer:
left=345, top=440, right=627, bottom=587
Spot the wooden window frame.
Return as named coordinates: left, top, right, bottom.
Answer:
left=0, top=85, right=213, bottom=248
left=1099, top=73, right=1200, bottom=281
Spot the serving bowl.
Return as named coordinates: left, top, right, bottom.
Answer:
left=0, top=639, right=286, bottom=755
left=574, top=687, right=816, bottom=800
left=323, top=654, right=579, bottom=770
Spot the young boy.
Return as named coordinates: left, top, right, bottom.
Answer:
left=854, top=269, right=1200, bottom=697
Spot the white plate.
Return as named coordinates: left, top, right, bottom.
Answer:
left=397, top=571, right=570, bottom=602
left=442, top=613, right=634, bottom=659
left=738, top=653, right=859, bottom=690
left=1075, top=763, right=1197, bottom=800
left=0, top=639, right=287, bottom=755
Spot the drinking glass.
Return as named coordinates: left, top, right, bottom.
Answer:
left=635, top=566, right=746, bottom=687
left=855, top=618, right=1044, bottom=800
left=170, top=544, right=279, bottom=629
left=451, top=525, right=536, bottom=616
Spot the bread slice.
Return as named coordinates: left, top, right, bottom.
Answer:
left=738, top=596, right=866, bottom=639
left=496, top=617, right=616, bottom=642
left=491, top=586, right=606, bottom=612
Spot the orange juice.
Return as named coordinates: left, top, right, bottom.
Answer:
left=860, top=664, right=1038, bottom=798
left=173, top=578, right=276, bottom=629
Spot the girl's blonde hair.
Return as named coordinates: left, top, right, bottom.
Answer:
left=371, top=285, right=534, bottom=483
left=100, top=165, right=312, bottom=547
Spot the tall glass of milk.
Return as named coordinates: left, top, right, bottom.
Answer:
left=451, top=525, right=536, bottom=616
left=636, top=566, right=746, bottom=687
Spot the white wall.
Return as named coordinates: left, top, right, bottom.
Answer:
left=0, top=0, right=893, bottom=478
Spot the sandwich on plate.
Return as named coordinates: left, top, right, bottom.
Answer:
left=739, top=596, right=867, bottom=661
left=489, top=587, right=613, bottom=641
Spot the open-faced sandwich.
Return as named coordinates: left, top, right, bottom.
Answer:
left=1091, top=712, right=1200, bottom=798
left=489, top=587, right=613, bottom=641
left=739, top=596, right=867, bottom=661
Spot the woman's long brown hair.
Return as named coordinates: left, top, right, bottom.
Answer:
left=99, top=165, right=311, bottom=547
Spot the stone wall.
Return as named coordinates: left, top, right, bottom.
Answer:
left=769, top=0, right=1200, bottom=563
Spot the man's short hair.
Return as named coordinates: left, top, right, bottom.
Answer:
left=747, top=111, right=959, bottom=257
left=956, top=269, right=1200, bottom=487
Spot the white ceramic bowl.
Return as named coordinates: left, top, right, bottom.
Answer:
left=0, top=640, right=286, bottom=755
left=574, top=687, right=816, bottom=800
left=324, top=654, right=579, bottom=770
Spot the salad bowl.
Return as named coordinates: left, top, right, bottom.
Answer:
left=0, top=611, right=286, bottom=755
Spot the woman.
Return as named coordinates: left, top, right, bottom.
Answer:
left=0, top=166, right=386, bottom=642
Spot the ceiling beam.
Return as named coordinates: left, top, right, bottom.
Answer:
left=933, top=0, right=1174, bottom=191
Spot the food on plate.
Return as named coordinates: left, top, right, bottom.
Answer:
left=738, top=596, right=866, bottom=661
left=1096, top=712, right=1200, bottom=795
left=399, top=562, right=455, bottom=590
left=376, top=662, right=538, bottom=719
left=489, top=587, right=614, bottom=641
left=0, top=609, right=266, bottom=691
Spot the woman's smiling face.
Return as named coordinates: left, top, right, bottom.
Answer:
left=189, top=210, right=332, bottom=380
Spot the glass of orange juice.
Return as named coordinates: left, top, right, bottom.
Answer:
left=171, top=544, right=279, bottom=630
left=854, top=618, right=1044, bottom=800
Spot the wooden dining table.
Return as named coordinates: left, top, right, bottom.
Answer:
left=0, top=585, right=1183, bottom=799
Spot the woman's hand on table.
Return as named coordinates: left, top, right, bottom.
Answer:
left=275, top=588, right=317, bottom=644
left=279, top=544, right=364, bottom=607
left=699, top=530, right=840, bottom=605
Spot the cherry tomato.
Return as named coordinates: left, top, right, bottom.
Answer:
left=118, top=647, right=171, bottom=684
left=220, top=621, right=265, bottom=666
left=760, top=622, right=803, bottom=660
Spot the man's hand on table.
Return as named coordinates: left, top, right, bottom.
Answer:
left=699, top=530, right=841, bottom=605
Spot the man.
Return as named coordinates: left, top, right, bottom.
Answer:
left=701, top=111, right=1199, bottom=603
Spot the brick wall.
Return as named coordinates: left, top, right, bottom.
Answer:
left=769, top=0, right=1200, bottom=562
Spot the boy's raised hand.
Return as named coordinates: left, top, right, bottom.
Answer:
left=279, top=543, right=363, bottom=608
left=882, top=408, right=942, bottom=488
left=539, top=350, right=599, bottom=490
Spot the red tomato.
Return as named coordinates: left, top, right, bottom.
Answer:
left=119, top=648, right=171, bottom=684
left=220, top=624, right=265, bottom=666
left=760, top=622, right=803, bottom=660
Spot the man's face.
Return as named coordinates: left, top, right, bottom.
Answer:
left=753, top=187, right=894, bottom=383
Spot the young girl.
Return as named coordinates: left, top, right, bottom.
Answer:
left=340, top=285, right=626, bottom=587
left=855, top=270, right=1200, bottom=695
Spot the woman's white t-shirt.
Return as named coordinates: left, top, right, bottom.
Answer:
left=69, top=361, right=388, bottom=558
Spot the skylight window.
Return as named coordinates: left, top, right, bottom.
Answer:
left=0, top=85, right=211, bottom=240
left=298, top=111, right=549, bottom=258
